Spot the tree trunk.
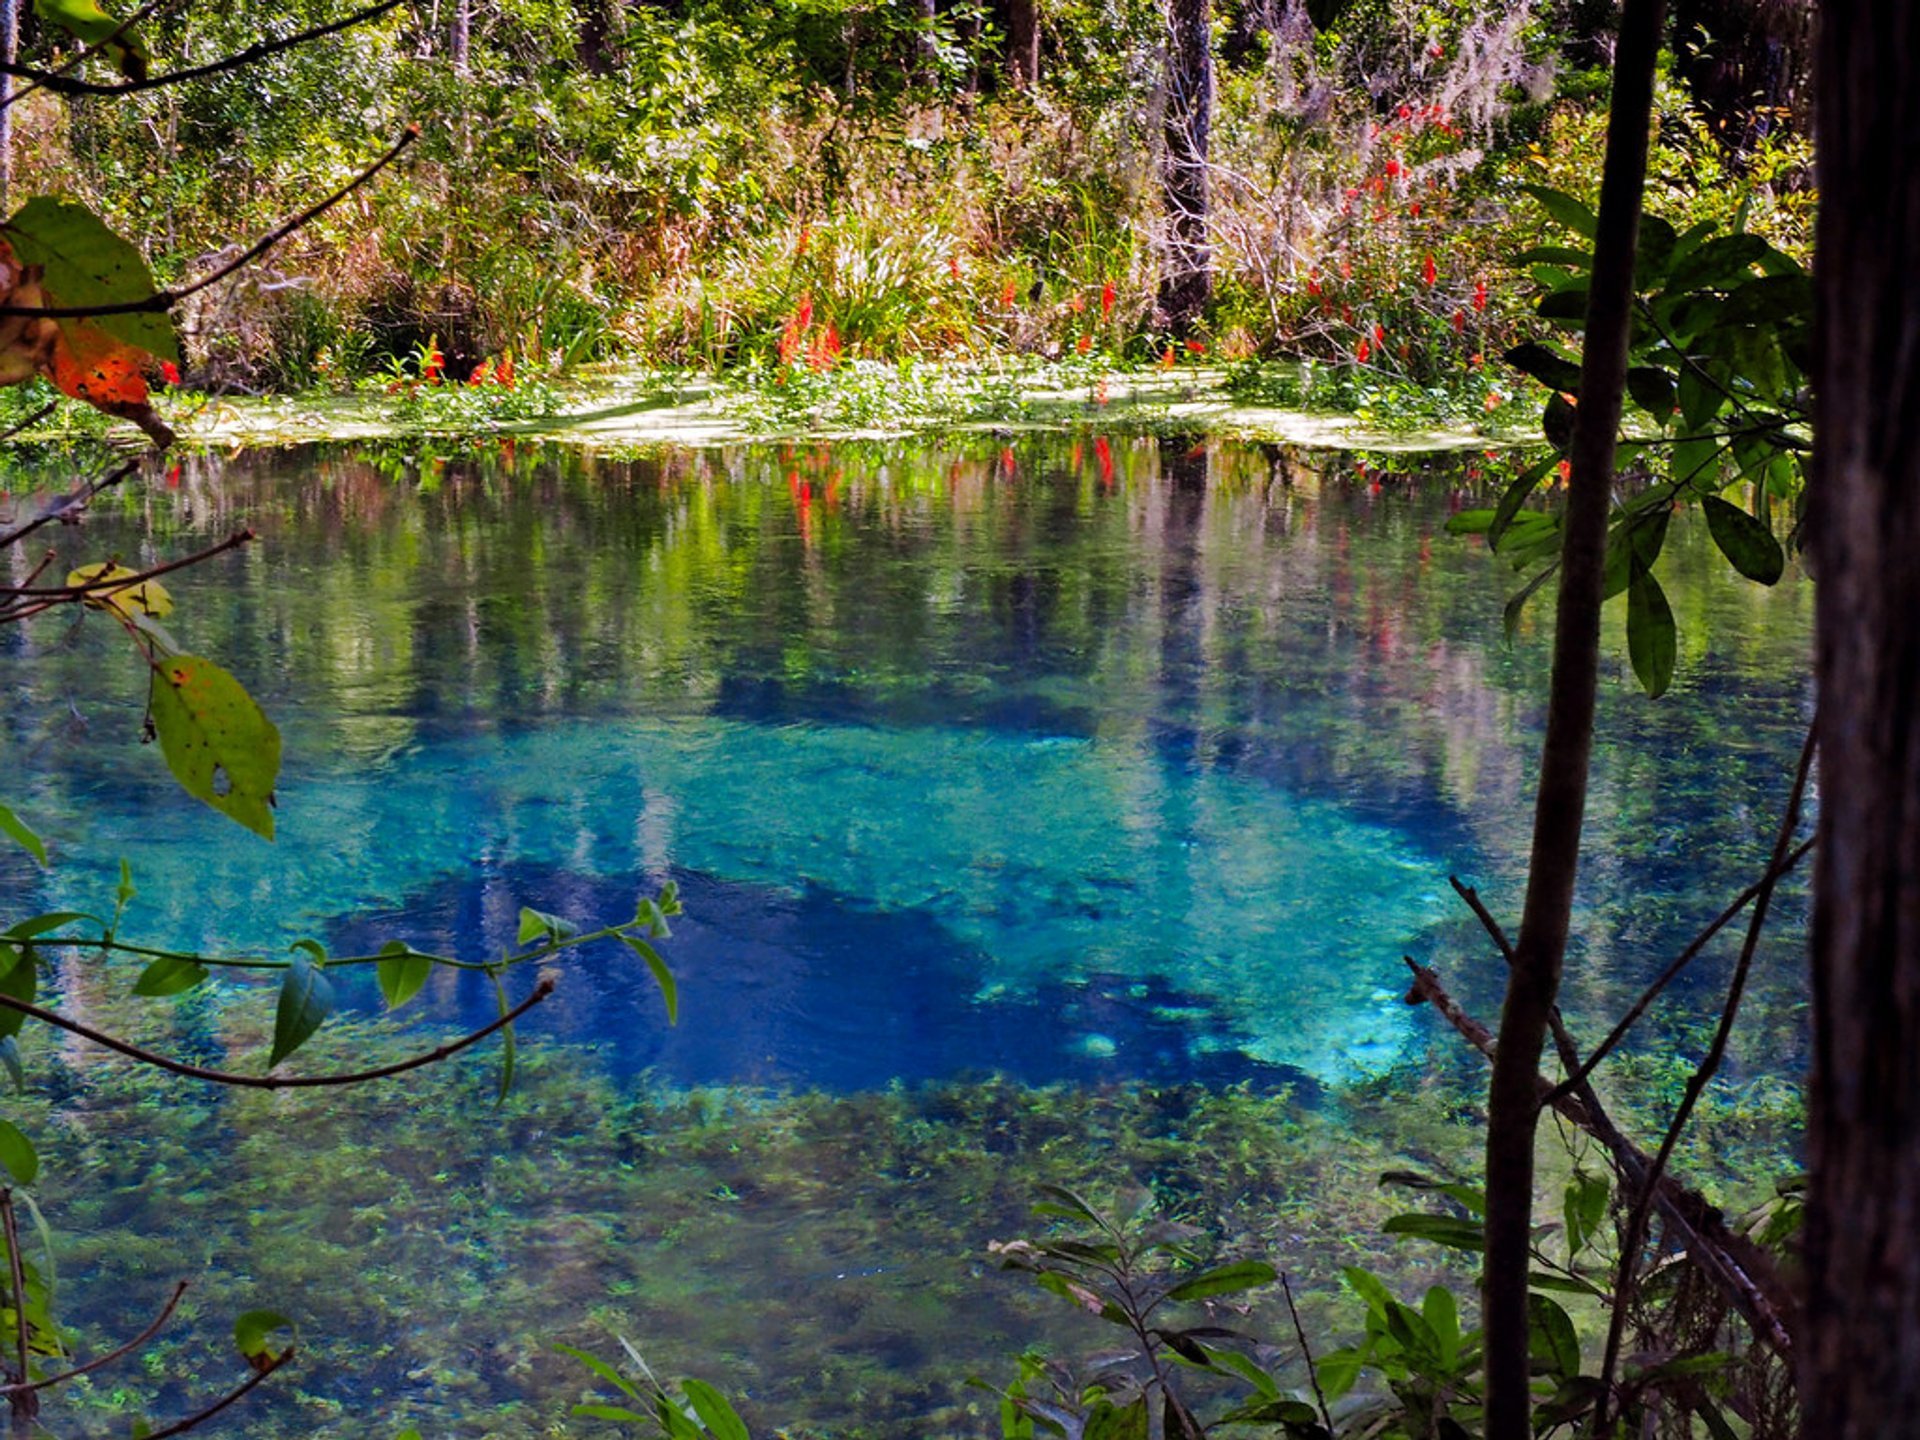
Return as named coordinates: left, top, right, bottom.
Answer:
left=913, top=0, right=938, bottom=83
left=1156, top=0, right=1212, bottom=338
left=1803, top=5, right=1920, bottom=1437
left=1008, top=0, right=1039, bottom=89
left=1478, top=0, right=1665, bottom=1435
left=450, top=0, right=470, bottom=75
left=0, top=0, right=16, bottom=215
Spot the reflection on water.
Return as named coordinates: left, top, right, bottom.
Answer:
left=0, top=434, right=1814, bottom=1436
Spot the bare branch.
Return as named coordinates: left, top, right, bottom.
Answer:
left=0, top=1281, right=187, bottom=1397
left=139, top=1348, right=292, bottom=1440
left=0, top=0, right=406, bottom=98
left=0, top=977, right=556, bottom=1089
left=0, top=460, right=142, bottom=551
left=0, top=128, right=417, bottom=322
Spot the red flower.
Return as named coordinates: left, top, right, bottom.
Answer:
left=1185, top=339, right=1206, bottom=355
left=1374, top=323, right=1387, bottom=345
left=495, top=352, right=515, bottom=388
left=1409, top=202, right=1422, bottom=218
left=1076, top=333, right=1092, bottom=354
left=1069, top=293, right=1086, bottom=314
left=420, top=343, right=443, bottom=384
left=1385, top=158, right=1402, bottom=179
left=1307, top=274, right=1321, bottom=297
left=1451, top=309, right=1466, bottom=333
left=796, top=223, right=811, bottom=257
left=159, top=360, right=181, bottom=386
left=469, top=361, right=494, bottom=386
left=949, top=255, right=962, bottom=281
left=1000, top=278, right=1017, bottom=308
left=1558, top=458, right=1573, bottom=483
left=1422, top=253, right=1437, bottom=287
left=1161, top=344, right=1176, bottom=368
left=1356, top=337, right=1371, bottom=363
left=1473, top=279, right=1489, bottom=312
left=1101, top=280, right=1116, bottom=319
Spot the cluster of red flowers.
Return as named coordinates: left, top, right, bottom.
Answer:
left=467, top=352, right=517, bottom=388
left=776, top=295, right=840, bottom=372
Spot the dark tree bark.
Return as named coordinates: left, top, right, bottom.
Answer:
left=1008, top=0, right=1039, bottom=88
left=1669, top=0, right=1814, bottom=147
left=450, top=0, right=471, bottom=75
left=1156, top=0, right=1212, bottom=338
left=1803, top=5, right=1920, bottom=1437
left=1478, top=0, right=1665, bottom=1435
left=913, top=0, right=938, bottom=83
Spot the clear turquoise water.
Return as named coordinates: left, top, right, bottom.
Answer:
left=0, top=434, right=1815, bottom=1435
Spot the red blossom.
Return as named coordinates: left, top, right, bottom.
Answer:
left=1451, top=309, right=1466, bottom=333
left=1473, top=278, right=1489, bottom=312
left=496, top=352, right=515, bottom=388
left=1422, top=253, right=1437, bottom=287
left=1160, top=344, right=1176, bottom=367
left=1385, top=158, right=1401, bottom=178
left=1185, top=339, right=1206, bottom=355
left=1101, top=280, right=1116, bottom=319
left=1076, top=333, right=1092, bottom=354
left=1356, top=337, right=1371, bottom=363
left=469, top=361, right=494, bottom=386
left=1001, top=278, right=1017, bottom=308
left=159, top=360, right=181, bottom=386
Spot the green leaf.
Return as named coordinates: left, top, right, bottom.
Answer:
left=1164, top=1260, right=1276, bottom=1302
left=32, top=0, right=148, bottom=79
left=1032, top=1183, right=1103, bottom=1225
left=681, top=1378, right=750, bottom=1440
left=1627, top=565, right=1677, bottom=698
left=268, top=954, right=334, bottom=1068
left=1511, top=245, right=1592, bottom=270
left=0, top=804, right=46, bottom=868
left=1315, top=1346, right=1363, bottom=1400
left=1423, top=1284, right=1460, bottom=1367
left=1382, top=1213, right=1486, bottom=1252
left=233, top=1309, right=292, bottom=1361
left=1444, top=507, right=1496, bottom=536
left=1378, top=1170, right=1487, bottom=1215
left=1503, top=341, right=1583, bottom=393
left=0, top=1036, right=23, bottom=1093
left=375, top=941, right=433, bottom=1011
left=132, top=956, right=208, bottom=997
left=1666, top=232, right=1771, bottom=294
left=491, top=970, right=517, bottom=1102
left=148, top=655, right=282, bottom=839
left=554, top=1341, right=642, bottom=1399
left=1536, top=286, right=1590, bottom=322
left=1162, top=1389, right=1206, bottom=1440
left=1626, top=366, right=1676, bottom=418
left=0, top=1118, right=37, bottom=1185
left=1543, top=392, right=1576, bottom=451
left=1527, top=1293, right=1581, bottom=1380
left=1702, top=495, right=1785, bottom=584
left=516, top=906, right=578, bottom=946
left=1563, top=1168, right=1610, bottom=1259
left=0, top=948, right=38, bottom=1040
left=6, top=911, right=92, bottom=940
left=1340, top=1266, right=1394, bottom=1317
left=571, top=1405, right=654, bottom=1424
left=620, top=934, right=678, bottom=1025
left=2, top=196, right=172, bottom=360
left=1520, top=184, right=1598, bottom=239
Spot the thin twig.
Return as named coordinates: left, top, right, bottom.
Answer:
left=1591, top=725, right=1817, bottom=1433
left=0, top=1192, right=26, bottom=1389
left=0, top=461, right=142, bottom=551
left=1405, top=958, right=1798, bottom=1355
left=0, top=0, right=174, bottom=112
left=0, top=976, right=555, bottom=1089
left=1545, top=834, right=1815, bottom=1103
left=2, top=528, right=254, bottom=599
left=0, top=402, right=56, bottom=444
left=0, top=128, right=416, bottom=322
left=0, top=1281, right=187, bottom=1396
left=0, top=0, right=405, bottom=96
left=1280, top=1271, right=1335, bottom=1437
left=138, top=1349, right=292, bottom=1440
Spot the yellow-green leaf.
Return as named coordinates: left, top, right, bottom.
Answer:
left=0, top=803, right=46, bottom=867
left=31, top=0, right=148, bottom=81
left=148, top=654, right=281, bottom=838
left=375, top=941, right=432, bottom=1011
left=0, top=1118, right=37, bottom=1185
left=68, top=562, right=172, bottom=621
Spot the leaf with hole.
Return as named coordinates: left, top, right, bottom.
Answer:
left=233, top=1309, right=292, bottom=1364
left=149, top=655, right=281, bottom=838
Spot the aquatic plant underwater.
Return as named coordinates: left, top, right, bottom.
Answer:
left=0, top=432, right=1813, bottom=1436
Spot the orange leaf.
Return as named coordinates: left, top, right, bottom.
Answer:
left=46, top=322, right=172, bottom=445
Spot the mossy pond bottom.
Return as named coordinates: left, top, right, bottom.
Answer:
left=0, top=433, right=1813, bottom=1436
